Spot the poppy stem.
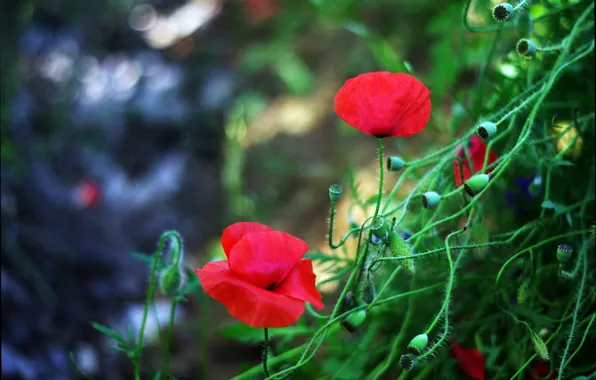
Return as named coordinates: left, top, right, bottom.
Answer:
left=262, top=328, right=271, bottom=378
left=373, top=138, right=384, bottom=220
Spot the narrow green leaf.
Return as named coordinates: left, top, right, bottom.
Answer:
left=90, top=322, right=125, bottom=344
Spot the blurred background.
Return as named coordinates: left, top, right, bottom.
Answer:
left=1, top=0, right=566, bottom=379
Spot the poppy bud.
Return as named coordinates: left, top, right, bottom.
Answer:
left=528, top=175, right=542, bottom=197
left=371, top=216, right=390, bottom=241
left=516, top=39, right=537, bottom=58
left=389, top=232, right=415, bottom=274
left=345, top=309, right=367, bottom=329
left=422, top=191, right=441, bottom=209
left=359, top=278, right=376, bottom=304
left=399, top=354, right=418, bottom=371
left=492, top=3, right=514, bottom=22
left=159, top=265, right=184, bottom=296
left=531, top=332, right=549, bottom=361
left=476, top=122, right=497, bottom=141
left=329, top=184, right=343, bottom=202
left=556, top=244, right=573, bottom=263
left=464, top=174, right=490, bottom=196
left=407, top=333, right=429, bottom=355
left=517, top=279, right=530, bottom=304
left=387, top=156, right=405, bottom=171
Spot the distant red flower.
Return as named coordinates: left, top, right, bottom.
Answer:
left=195, top=222, right=324, bottom=328
left=450, top=341, right=485, bottom=380
left=243, top=0, right=278, bottom=23
left=75, top=179, right=100, bottom=208
left=334, top=71, right=432, bottom=138
left=529, top=361, right=557, bottom=380
left=453, top=135, right=498, bottom=188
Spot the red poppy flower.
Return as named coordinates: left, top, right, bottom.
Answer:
left=529, top=361, right=557, bottom=380
left=450, top=341, right=485, bottom=380
left=75, top=179, right=100, bottom=208
left=195, top=222, right=324, bottom=328
left=453, top=135, right=498, bottom=188
left=243, top=0, right=278, bottom=23
left=334, top=71, right=432, bottom=138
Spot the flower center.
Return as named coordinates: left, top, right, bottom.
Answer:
left=266, top=282, right=277, bottom=290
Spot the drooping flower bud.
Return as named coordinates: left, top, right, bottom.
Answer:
left=159, top=265, right=184, bottom=296
left=371, top=216, right=391, bottom=242
left=407, top=333, right=429, bottom=355
left=329, top=184, right=343, bottom=202
left=389, top=232, right=415, bottom=274
left=422, top=191, right=441, bottom=209
left=476, top=122, right=497, bottom=141
left=516, top=39, right=537, bottom=58
left=517, top=279, right=530, bottom=304
left=386, top=156, right=406, bottom=171
left=556, top=244, right=573, bottom=263
left=528, top=175, right=542, bottom=197
left=492, top=3, right=514, bottom=22
left=531, top=332, right=549, bottom=361
left=464, top=174, right=490, bottom=196
left=399, top=354, right=419, bottom=371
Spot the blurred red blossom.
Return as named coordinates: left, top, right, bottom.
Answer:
left=450, top=340, right=485, bottom=380
left=453, top=135, right=498, bottom=188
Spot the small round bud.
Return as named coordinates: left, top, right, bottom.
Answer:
left=386, top=156, right=405, bottom=171
left=422, top=191, right=441, bottom=209
left=538, top=328, right=549, bottom=338
left=531, top=332, right=549, bottom=361
left=329, top=184, right=343, bottom=202
left=159, top=265, right=184, bottom=296
left=407, top=333, right=429, bottom=355
left=371, top=216, right=390, bottom=241
left=343, top=309, right=367, bottom=332
left=492, top=3, right=514, bottom=22
left=476, top=121, right=497, bottom=141
left=528, top=175, right=542, bottom=197
left=399, top=354, right=418, bottom=371
left=464, top=174, right=490, bottom=196
left=516, top=39, right=537, bottom=58
left=556, top=244, right=573, bottom=263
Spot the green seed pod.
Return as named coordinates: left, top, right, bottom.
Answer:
left=464, top=174, right=490, bottom=196
left=517, top=279, right=530, bottom=304
left=492, top=3, right=514, bottom=22
left=371, top=216, right=390, bottom=241
left=386, top=156, right=406, bottom=171
left=556, top=244, right=573, bottom=263
left=516, top=39, right=537, bottom=58
left=389, top=232, right=415, bottom=274
left=329, top=184, right=343, bottom=202
left=407, top=333, right=429, bottom=355
left=476, top=121, right=497, bottom=141
left=159, top=265, right=184, bottom=296
left=399, top=354, right=418, bottom=371
left=531, top=332, right=549, bottom=361
left=422, top=191, right=441, bottom=209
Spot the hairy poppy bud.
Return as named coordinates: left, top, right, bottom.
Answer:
left=517, top=279, right=530, bottom=304
left=389, top=232, right=415, bottom=274
left=492, top=3, right=514, bottom=22
left=529, top=175, right=542, bottom=197
left=159, top=265, right=184, bottom=296
left=329, top=184, right=343, bottom=202
left=387, top=156, right=405, bottom=171
left=422, top=191, right=441, bottom=209
left=371, top=216, right=391, bottom=241
left=516, top=39, right=537, bottom=58
left=464, top=174, right=490, bottom=196
left=407, top=333, right=429, bottom=355
left=359, top=278, right=376, bottom=304
left=531, top=332, right=549, bottom=361
left=556, top=244, right=573, bottom=263
left=399, top=354, right=418, bottom=371
left=477, top=122, right=497, bottom=141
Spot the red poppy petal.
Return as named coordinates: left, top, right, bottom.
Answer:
left=229, top=231, right=308, bottom=289
left=450, top=342, right=485, bottom=380
left=195, top=260, right=305, bottom=328
left=334, top=72, right=431, bottom=138
left=274, top=259, right=324, bottom=310
left=220, top=222, right=274, bottom=259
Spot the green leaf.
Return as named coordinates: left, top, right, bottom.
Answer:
left=367, top=37, right=405, bottom=72
left=132, top=252, right=167, bottom=270
left=69, top=352, right=94, bottom=380
left=274, top=53, right=314, bottom=95
left=218, top=323, right=313, bottom=343
left=90, top=322, right=125, bottom=344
